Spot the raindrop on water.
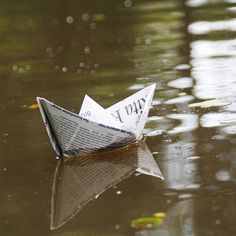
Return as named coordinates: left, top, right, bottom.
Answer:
left=62, top=67, right=68, bottom=72
left=12, top=65, right=18, bottom=71
left=79, top=62, right=85, bottom=68
left=54, top=65, right=60, bottom=71
left=115, top=225, right=120, bottom=230
left=57, top=45, right=64, bottom=53
left=66, top=16, right=74, bottom=24
left=46, top=47, right=52, bottom=53
left=84, top=46, right=90, bottom=54
left=90, top=22, right=97, bottom=30
left=25, top=65, right=31, bottom=70
left=77, top=68, right=82, bottom=74
left=18, top=67, right=25, bottom=73
left=124, top=0, right=132, bottom=7
left=145, top=38, right=152, bottom=45
left=52, top=18, right=59, bottom=26
left=49, top=53, right=55, bottom=58
left=82, top=13, right=90, bottom=21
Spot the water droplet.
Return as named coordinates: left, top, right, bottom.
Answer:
left=94, top=63, right=99, bottom=68
left=115, top=225, right=120, bottom=230
left=116, top=190, right=122, bottom=195
left=12, top=65, right=18, bottom=71
left=77, top=68, right=82, bottom=74
left=18, top=67, right=25, bottom=73
left=57, top=45, right=64, bottom=52
left=79, top=62, right=85, bottom=68
left=3, top=168, right=7, bottom=171
left=90, top=22, right=97, bottom=30
left=82, top=13, right=90, bottom=21
left=25, top=65, right=31, bottom=70
left=124, top=0, right=132, bottom=7
left=145, top=38, right=152, bottom=45
left=84, top=46, right=90, bottom=54
left=62, top=67, right=68, bottom=72
left=52, top=18, right=59, bottom=26
left=46, top=47, right=52, bottom=53
left=54, top=65, right=60, bottom=70
left=66, top=16, right=74, bottom=24
left=49, top=53, right=55, bottom=58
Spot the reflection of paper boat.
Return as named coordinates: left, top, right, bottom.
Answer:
left=50, top=141, right=163, bottom=229
left=36, top=84, right=156, bottom=157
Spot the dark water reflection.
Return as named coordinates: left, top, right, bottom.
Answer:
left=51, top=142, right=163, bottom=230
left=1, top=0, right=236, bottom=235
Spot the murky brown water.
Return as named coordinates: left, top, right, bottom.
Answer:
left=1, top=0, right=236, bottom=235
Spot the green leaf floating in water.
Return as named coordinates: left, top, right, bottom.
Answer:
left=131, top=217, right=164, bottom=229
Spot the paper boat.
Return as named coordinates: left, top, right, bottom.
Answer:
left=37, top=84, right=156, bottom=157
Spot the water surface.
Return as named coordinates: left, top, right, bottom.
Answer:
left=1, top=0, right=236, bottom=235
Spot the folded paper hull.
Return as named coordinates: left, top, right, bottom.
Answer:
left=36, top=84, right=156, bottom=157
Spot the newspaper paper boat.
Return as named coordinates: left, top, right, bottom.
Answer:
left=37, top=84, right=156, bottom=157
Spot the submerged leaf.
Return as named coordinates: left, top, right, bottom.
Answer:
left=27, top=103, right=39, bottom=109
left=92, top=14, right=106, bottom=21
left=131, top=217, right=164, bottom=229
left=153, top=212, right=166, bottom=218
